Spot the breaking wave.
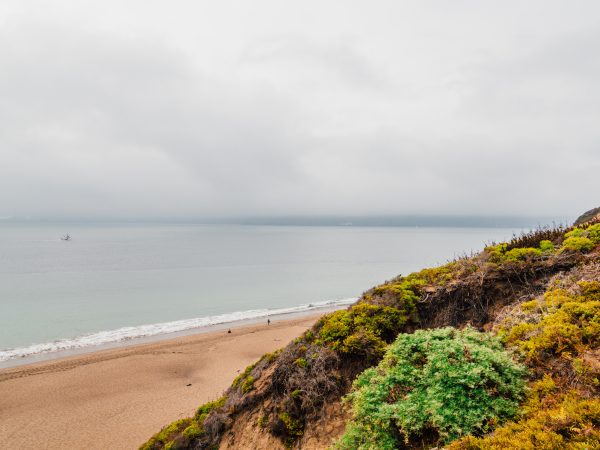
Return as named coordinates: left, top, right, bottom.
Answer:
left=0, top=298, right=356, bottom=362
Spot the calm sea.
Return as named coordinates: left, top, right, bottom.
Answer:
left=0, top=223, right=523, bottom=365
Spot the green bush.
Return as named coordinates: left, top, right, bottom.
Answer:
left=560, top=223, right=600, bottom=252
left=580, top=280, right=600, bottom=301
left=561, top=236, right=595, bottom=252
left=140, top=418, right=192, bottom=450
left=486, top=243, right=548, bottom=262
left=587, top=223, right=600, bottom=244
left=257, top=414, right=268, bottom=428
left=504, top=247, right=542, bottom=261
left=291, top=389, right=302, bottom=399
left=293, top=357, right=309, bottom=368
left=485, top=243, right=508, bottom=262
left=182, top=423, right=203, bottom=440
left=334, top=328, right=526, bottom=449
left=369, top=279, right=422, bottom=310
left=304, top=330, right=314, bottom=342
left=565, top=227, right=586, bottom=238
left=539, top=240, right=555, bottom=252
left=194, top=396, right=226, bottom=423
left=278, top=412, right=303, bottom=447
left=232, top=362, right=256, bottom=388
left=402, top=263, right=459, bottom=286
left=316, top=303, right=410, bottom=360
left=241, top=376, right=255, bottom=394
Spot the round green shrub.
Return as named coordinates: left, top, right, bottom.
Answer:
left=561, top=236, right=595, bottom=252
left=317, top=303, right=409, bottom=360
left=334, top=327, right=527, bottom=449
left=539, top=240, right=555, bottom=252
left=565, top=228, right=586, bottom=239
left=504, top=247, right=542, bottom=261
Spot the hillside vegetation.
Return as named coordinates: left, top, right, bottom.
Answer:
left=140, top=217, right=600, bottom=450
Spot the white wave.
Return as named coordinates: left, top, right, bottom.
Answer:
left=0, top=298, right=356, bottom=362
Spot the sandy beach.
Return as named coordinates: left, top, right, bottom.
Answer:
left=0, top=314, right=320, bottom=450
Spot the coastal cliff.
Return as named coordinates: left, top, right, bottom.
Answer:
left=575, top=206, right=600, bottom=226
left=141, top=215, right=600, bottom=449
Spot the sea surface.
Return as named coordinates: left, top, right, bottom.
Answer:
left=0, top=223, right=524, bottom=365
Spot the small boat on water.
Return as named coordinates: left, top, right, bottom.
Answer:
left=61, top=234, right=72, bottom=241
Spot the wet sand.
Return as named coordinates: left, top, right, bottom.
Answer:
left=0, top=315, right=320, bottom=450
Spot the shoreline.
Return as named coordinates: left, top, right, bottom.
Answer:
left=0, top=301, right=352, bottom=370
left=0, top=313, right=323, bottom=450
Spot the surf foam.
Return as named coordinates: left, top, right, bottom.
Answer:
left=0, top=298, right=356, bottom=362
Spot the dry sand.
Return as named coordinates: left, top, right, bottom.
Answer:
left=0, top=315, right=320, bottom=450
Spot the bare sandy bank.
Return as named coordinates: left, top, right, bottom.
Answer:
left=0, top=315, right=320, bottom=450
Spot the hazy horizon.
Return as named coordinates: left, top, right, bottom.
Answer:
left=0, top=214, right=574, bottom=229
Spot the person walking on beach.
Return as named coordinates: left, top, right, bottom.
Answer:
left=267, top=319, right=270, bottom=326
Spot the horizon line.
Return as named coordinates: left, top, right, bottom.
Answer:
left=0, top=214, right=573, bottom=228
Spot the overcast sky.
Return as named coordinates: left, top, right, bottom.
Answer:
left=0, top=1, right=598, bottom=221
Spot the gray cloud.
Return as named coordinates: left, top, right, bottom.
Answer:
left=0, top=1, right=599, bottom=221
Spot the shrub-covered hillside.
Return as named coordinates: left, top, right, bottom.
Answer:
left=140, top=217, right=600, bottom=450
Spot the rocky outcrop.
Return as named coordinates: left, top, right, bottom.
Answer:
left=575, top=206, right=600, bottom=225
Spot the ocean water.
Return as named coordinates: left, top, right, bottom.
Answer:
left=0, top=223, right=523, bottom=364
